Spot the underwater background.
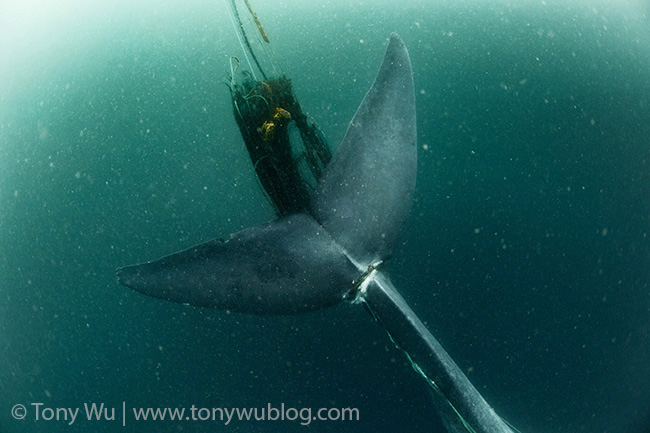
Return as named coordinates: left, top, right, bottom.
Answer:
left=1, top=0, right=650, bottom=432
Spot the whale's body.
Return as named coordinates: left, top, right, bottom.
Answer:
left=117, top=34, right=518, bottom=433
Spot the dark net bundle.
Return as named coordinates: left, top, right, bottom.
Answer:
left=229, top=73, right=331, bottom=216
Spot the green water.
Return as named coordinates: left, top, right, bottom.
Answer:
left=1, top=1, right=649, bottom=432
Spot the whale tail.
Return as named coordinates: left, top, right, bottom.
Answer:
left=116, top=33, right=520, bottom=433
left=117, top=33, right=416, bottom=314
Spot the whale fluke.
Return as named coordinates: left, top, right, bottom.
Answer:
left=117, top=33, right=519, bottom=433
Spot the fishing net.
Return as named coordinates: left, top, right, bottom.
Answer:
left=229, top=71, right=331, bottom=216
left=224, top=0, right=331, bottom=216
